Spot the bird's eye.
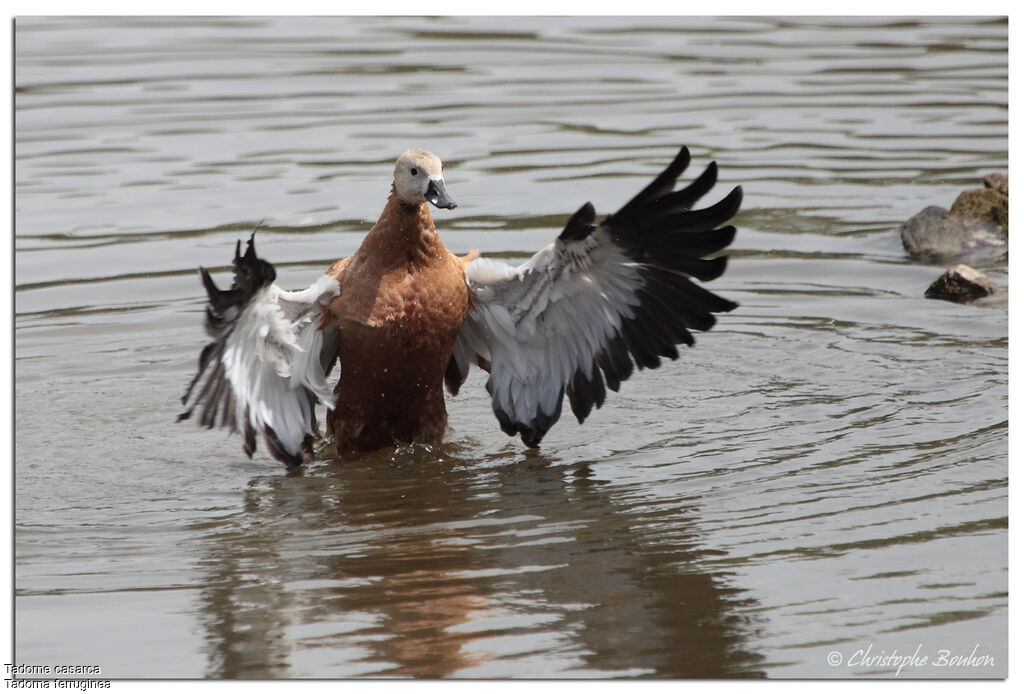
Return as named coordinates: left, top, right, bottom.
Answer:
left=410, top=167, right=419, bottom=176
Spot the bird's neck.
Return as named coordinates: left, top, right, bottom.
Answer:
left=360, top=191, right=441, bottom=259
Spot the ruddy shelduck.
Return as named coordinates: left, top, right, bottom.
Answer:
left=180, top=147, right=742, bottom=467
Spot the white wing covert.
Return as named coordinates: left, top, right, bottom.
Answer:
left=178, top=235, right=340, bottom=467
left=445, top=147, right=741, bottom=446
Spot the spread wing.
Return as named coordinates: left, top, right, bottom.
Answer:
left=178, top=234, right=340, bottom=467
left=445, top=146, right=740, bottom=446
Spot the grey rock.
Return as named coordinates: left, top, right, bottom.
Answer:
left=900, top=205, right=1007, bottom=262
left=950, top=187, right=1008, bottom=233
left=983, top=173, right=1008, bottom=196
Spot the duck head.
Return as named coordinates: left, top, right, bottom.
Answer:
left=393, top=149, right=457, bottom=210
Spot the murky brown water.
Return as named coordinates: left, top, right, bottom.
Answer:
left=14, top=16, right=1007, bottom=678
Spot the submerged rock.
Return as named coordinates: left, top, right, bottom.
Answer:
left=901, top=206, right=970, bottom=258
left=924, top=264, right=996, bottom=303
left=900, top=206, right=1006, bottom=261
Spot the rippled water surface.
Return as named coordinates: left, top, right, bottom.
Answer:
left=14, top=16, right=1007, bottom=678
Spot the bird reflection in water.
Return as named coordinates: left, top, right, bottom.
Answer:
left=193, top=444, right=765, bottom=677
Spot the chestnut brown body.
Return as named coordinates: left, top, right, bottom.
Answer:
left=326, top=193, right=471, bottom=451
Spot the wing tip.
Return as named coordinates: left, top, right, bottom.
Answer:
left=492, top=402, right=559, bottom=449
left=726, top=184, right=743, bottom=212
left=444, top=355, right=465, bottom=396
left=666, top=145, right=692, bottom=179
left=263, top=425, right=304, bottom=468
left=559, top=201, right=598, bottom=242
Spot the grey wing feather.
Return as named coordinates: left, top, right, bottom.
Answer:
left=446, top=146, right=740, bottom=446
left=179, top=235, right=341, bottom=467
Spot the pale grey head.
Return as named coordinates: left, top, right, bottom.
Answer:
left=392, top=149, right=457, bottom=210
